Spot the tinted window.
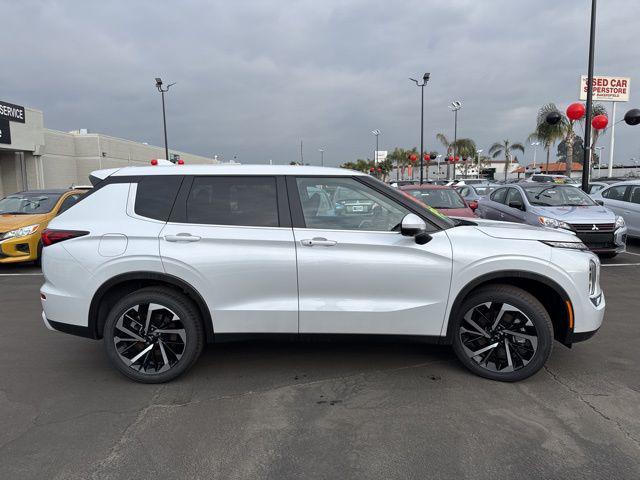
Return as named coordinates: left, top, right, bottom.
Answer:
left=602, top=185, right=628, bottom=201
left=186, top=176, right=279, bottom=227
left=629, top=186, right=640, bottom=204
left=297, top=177, right=410, bottom=231
left=135, top=176, right=183, bottom=221
left=459, top=187, right=470, bottom=197
left=490, top=188, right=507, bottom=204
left=57, top=194, right=83, bottom=215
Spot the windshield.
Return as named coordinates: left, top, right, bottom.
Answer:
left=0, top=193, right=62, bottom=214
left=522, top=185, right=596, bottom=207
left=405, top=188, right=466, bottom=209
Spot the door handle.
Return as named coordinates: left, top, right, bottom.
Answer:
left=164, top=233, right=201, bottom=242
left=301, top=237, right=337, bottom=247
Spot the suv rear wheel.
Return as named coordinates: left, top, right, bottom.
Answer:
left=451, top=284, right=553, bottom=382
left=103, top=287, right=204, bottom=383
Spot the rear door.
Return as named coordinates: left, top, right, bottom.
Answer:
left=479, top=187, right=507, bottom=220
left=289, top=176, right=452, bottom=336
left=600, top=185, right=630, bottom=218
left=160, top=175, right=299, bottom=333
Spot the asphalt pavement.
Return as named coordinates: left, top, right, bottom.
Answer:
left=0, top=241, right=639, bottom=479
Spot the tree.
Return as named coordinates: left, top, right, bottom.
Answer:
left=557, top=136, right=584, bottom=165
left=530, top=103, right=567, bottom=174
left=488, top=140, right=525, bottom=181
left=436, top=134, right=476, bottom=179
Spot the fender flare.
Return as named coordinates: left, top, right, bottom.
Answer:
left=444, top=269, right=572, bottom=343
left=88, top=271, right=214, bottom=342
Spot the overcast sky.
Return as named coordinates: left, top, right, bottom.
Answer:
left=3, top=0, right=640, bottom=166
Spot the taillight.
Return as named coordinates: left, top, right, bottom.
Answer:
left=41, top=229, right=89, bottom=247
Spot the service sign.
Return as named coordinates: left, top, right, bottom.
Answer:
left=0, top=119, right=11, bottom=144
left=579, top=76, right=630, bottom=102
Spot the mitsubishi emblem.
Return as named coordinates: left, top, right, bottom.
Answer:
left=591, top=224, right=599, bottom=231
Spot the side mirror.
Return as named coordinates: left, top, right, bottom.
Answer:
left=400, top=213, right=427, bottom=236
left=508, top=200, right=524, bottom=210
left=595, top=199, right=604, bottom=206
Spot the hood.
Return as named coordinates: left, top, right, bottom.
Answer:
left=471, top=218, right=578, bottom=242
left=529, top=205, right=615, bottom=223
left=0, top=213, right=48, bottom=232
left=440, top=207, right=475, bottom=218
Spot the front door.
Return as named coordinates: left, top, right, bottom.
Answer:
left=160, top=175, right=299, bottom=333
left=289, top=176, right=453, bottom=336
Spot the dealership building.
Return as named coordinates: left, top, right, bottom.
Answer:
left=0, top=100, right=216, bottom=197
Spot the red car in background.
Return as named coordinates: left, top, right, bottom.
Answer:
left=400, top=184, right=476, bottom=218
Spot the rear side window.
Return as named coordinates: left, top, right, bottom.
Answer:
left=57, top=194, right=83, bottom=215
left=490, top=188, right=507, bottom=204
left=186, top=176, right=279, bottom=227
left=135, top=176, right=183, bottom=221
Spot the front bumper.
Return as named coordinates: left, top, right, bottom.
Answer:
left=0, top=233, right=40, bottom=263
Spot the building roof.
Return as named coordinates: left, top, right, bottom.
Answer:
left=103, top=164, right=364, bottom=177
left=515, top=162, right=583, bottom=174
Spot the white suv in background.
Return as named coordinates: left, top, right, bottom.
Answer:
left=40, top=165, right=605, bottom=383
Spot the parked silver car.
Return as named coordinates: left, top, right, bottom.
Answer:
left=591, top=180, right=640, bottom=239
left=476, top=183, right=627, bottom=257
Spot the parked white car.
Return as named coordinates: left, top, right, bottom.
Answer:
left=40, top=165, right=604, bottom=383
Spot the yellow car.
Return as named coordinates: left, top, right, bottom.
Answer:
left=0, top=188, right=88, bottom=265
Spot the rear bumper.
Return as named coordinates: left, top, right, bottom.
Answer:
left=41, top=311, right=95, bottom=339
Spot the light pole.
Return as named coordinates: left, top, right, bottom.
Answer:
left=155, top=77, right=176, bottom=162
left=410, top=73, right=431, bottom=184
left=318, top=147, right=325, bottom=167
left=435, top=154, right=442, bottom=180
left=475, top=149, right=483, bottom=179
left=530, top=141, right=540, bottom=169
left=371, top=130, right=380, bottom=168
left=449, top=101, right=462, bottom=180
left=581, top=0, right=597, bottom=191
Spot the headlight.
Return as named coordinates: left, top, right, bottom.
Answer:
left=0, top=224, right=39, bottom=241
left=538, top=216, right=571, bottom=230
left=588, top=259, right=598, bottom=296
left=615, top=215, right=625, bottom=229
left=540, top=240, right=589, bottom=250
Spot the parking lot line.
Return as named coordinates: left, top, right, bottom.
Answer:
left=622, top=251, right=640, bottom=257
left=601, top=263, right=640, bottom=267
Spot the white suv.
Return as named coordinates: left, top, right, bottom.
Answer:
left=40, top=165, right=605, bottom=383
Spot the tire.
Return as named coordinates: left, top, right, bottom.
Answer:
left=103, top=287, right=204, bottom=383
left=451, top=284, right=553, bottom=382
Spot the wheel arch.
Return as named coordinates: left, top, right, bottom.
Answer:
left=88, top=271, right=214, bottom=343
left=445, top=270, right=574, bottom=347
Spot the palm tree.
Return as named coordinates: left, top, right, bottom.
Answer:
left=531, top=103, right=567, bottom=174
left=436, top=134, right=477, bottom=179
left=436, top=133, right=453, bottom=179
left=488, top=140, right=525, bottom=181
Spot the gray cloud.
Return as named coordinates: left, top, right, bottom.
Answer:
left=2, top=0, right=639, bottom=165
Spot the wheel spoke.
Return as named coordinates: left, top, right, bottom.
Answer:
left=129, top=343, right=154, bottom=364
left=503, top=330, right=538, bottom=351
left=463, top=312, right=490, bottom=338
left=158, top=340, right=170, bottom=368
left=504, top=340, right=514, bottom=371
left=491, top=303, right=516, bottom=330
left=156, top=328, right=187, bottom=343
left=464, top=341, right=499, bottom=358
left=115, top=316, right=145, bottom=342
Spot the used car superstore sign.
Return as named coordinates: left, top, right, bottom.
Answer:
left=580, top=75, right=631, bottom=102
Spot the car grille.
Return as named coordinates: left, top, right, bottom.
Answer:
left=569, top=223, right=616, bottom=232
left=574, top=231, right=615, bottom=250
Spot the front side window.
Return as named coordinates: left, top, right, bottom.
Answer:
left=296, top=177, right=410, bottom=231
left=505, top=188, right=524, bottom=207
left=522, top=185, right=595, bottom=206
left=602, top=185, right=628, bottom=201
left=186, top=176, right=279, bottom=227
left=0, top=192, right=62, bottom=214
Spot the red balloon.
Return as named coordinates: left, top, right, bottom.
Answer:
left=454, top=156, right=460, bottom=162
left=369, top=167, right=374, bottom=172
left=377, top=167, right=382, bottom=172
left=591, top=114, right=608, bottom=130
left=409, top=154, right=417, bottom=162
left=448, top=156, right=453, bottom=162
left=566, top=102, right=585, bottom=121
left=424, top=153, right=430, bottom=160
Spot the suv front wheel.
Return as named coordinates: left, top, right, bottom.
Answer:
left=103, top=287, right=204, bottom=383
left=451, top=285, right=553, bottom=382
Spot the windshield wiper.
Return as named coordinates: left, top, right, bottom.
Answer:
left=0, top=211, right=29, bottom=215
left=529, top=201, right=552, bottom=206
